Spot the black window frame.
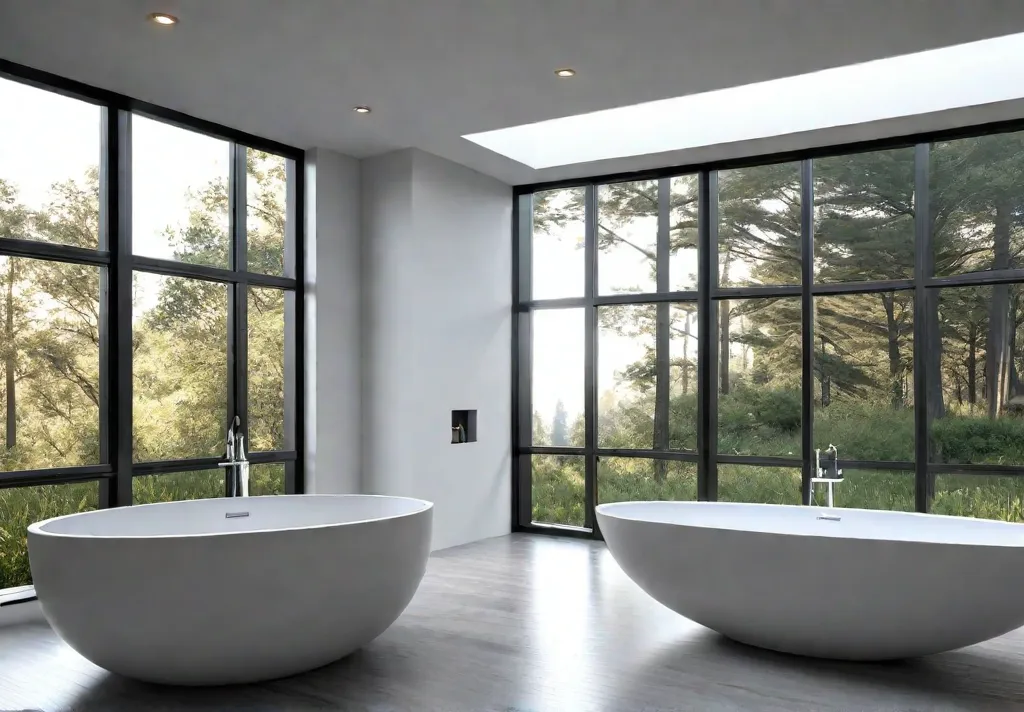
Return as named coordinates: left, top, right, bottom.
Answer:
left=513, top=114, right=1024, bottom=537
left=0, top=59, right=305, bottom=505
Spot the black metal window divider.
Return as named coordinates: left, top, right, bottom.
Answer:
left=0, top=58, right=305, bottom=506
left=513, top=117, right=1024, bottom=538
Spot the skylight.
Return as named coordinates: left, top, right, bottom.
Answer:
left=464, top=32, right=1024, bottom=169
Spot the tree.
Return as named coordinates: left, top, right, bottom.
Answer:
left=531, top=412, right=549, bottom=445
left=719, top=164, right=802, bottom=395
left=550, top=400, right=569, bottom=447
left=1, top=174, right=100, bottom=469
left=931, top=134, right=1024, bottom=420
left=0, top=180, right=30, bottom=456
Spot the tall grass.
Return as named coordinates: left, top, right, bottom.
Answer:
left=533, top=397, right=1024, bottom=527
left=534, top=460, right=1024, bottom=525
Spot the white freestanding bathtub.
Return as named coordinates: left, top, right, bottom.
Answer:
left=27, top=494, right=432, bottom=685
left=597, top=501, right=1024, bottom=660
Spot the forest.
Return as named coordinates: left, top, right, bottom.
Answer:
left=0, top=144, right=289, bottom=588
left=530, top=133, right=1024, bottom=527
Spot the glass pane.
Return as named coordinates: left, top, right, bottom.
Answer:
left=718, top=297, right=801, bottom=457
left=718, top=163, right=801, bottom=287
left=669, top=302, right=698, bottom=450
left=0, top=77, right=100, bottom=249
left=0, top=481, right=98, bottom=588
left=249, top=287, right=285, bottom=452
left=133, top=273, right=228, bottom=462
left=132, top=115, right=230, bottom=267
left=597, top=180, right=657, bottom=295
left=930, top=285, right=1024, bottom=466
left=718, top=465, right=802, bottom=504
left=531, top=454, right=585, bottom=527
left=250, top=463, right=286, bottom=496
left=531, top=187, right=584, bottom=300
left=532, top=309, right=584, bottom=447
left=597, top=457, right=696, bottom=503
left=247, top=149, right=289, bottom=276
left=598, top=304, right=656, bottom=448
left=932, top=474, right=1024, bottom=521
left=0, top=256, right=100, bottom=470
left=809, top=470, right=914, bottom=512
left=813, top=148, right=915, bottom=282
left=931, top=133, right=1024, bottom=277
left=133, top=470, right=224, bottom=504
left=813, top=293, right=914, bottom=462
left=669, top=174, right=699, bottom=291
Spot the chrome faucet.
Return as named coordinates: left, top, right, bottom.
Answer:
left=220, top=416, right=250, bottom=497
left=810, top=443, right=843, bottom=507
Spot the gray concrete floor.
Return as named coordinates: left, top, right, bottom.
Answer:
left=1, top=534, right=1023, bottom=711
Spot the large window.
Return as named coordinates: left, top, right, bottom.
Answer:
left=0, top=67, right=303, bottom=589
left=515, top=129, right=1024, bottom=534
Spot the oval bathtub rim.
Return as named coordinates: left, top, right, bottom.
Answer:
left=595, top=500, right=1024, bottom=549
left=27, top=493, right=434, bottom=541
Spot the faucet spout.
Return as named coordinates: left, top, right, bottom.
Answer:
left=220, top=416, right=248, bottom=497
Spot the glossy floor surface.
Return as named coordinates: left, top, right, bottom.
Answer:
left=1, top=534, right=1023, bottom=711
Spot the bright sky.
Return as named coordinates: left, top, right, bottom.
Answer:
left=467, top=30, right=1024, bottom=169
left=0, top=76, right=228, bottom=315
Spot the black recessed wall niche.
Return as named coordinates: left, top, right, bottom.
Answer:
left=451, top=410, right=478, bottom=444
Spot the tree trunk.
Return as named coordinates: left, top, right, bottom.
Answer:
left=1010, top=292, right=1020, bottom=404
left=681, top=311, right=691, bottom=395
left=927, top=206, right=946, bottom=426
left=986, top=200, right=1013, bottom=419
left=4, top=261, right=15, bottom=451
left=719, top=300, right=731, bottom=395
left=653, top=303, right=669, bottom=483
left=882, top=293, right=903, bottom=409
left=719, top=255, right=731, bottom=395
left=967, top=323, right=978, bottom=407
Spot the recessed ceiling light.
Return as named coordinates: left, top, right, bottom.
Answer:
left=148, top=12, right=178, bottom=25
left=554, top=68, right=576, bottom=78
left=353, top=106, right=371, bottom=114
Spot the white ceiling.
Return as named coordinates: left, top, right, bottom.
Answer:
left=2, top=0, right=1024, bottom=186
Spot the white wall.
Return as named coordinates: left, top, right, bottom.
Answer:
left=304, top=148, right=362, bottom=494
left=361, top=149, right=512, bottom=550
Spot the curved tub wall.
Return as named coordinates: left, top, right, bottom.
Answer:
left=28, top=495, right=432, bottom=685
left=597, top=501, right=1024, bottom=661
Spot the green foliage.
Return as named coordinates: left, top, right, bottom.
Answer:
left=813, top=401, right=914, bottom=462
left=931, top=416, right=1024, bottom=465
left=0, top=482, right=97, bottom=589
left=720, top=387, right=802, bottom=437
left=719, top=466, right=803, bottom=505
left=932, top=475, right=1024, bottom=520
left=531, top=455, right=585, bottom=527
left=599, top=458, right=697, bottom=504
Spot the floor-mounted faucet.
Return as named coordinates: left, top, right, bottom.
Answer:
left=810, top=444, right=843, bottom=507
left=220, top=415, right=250, bottom=497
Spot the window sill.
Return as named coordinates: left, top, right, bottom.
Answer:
left=0, top=585, right=37, bottom=607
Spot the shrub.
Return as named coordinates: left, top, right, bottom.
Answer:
left=931, top=415, right=1024, bottom=464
